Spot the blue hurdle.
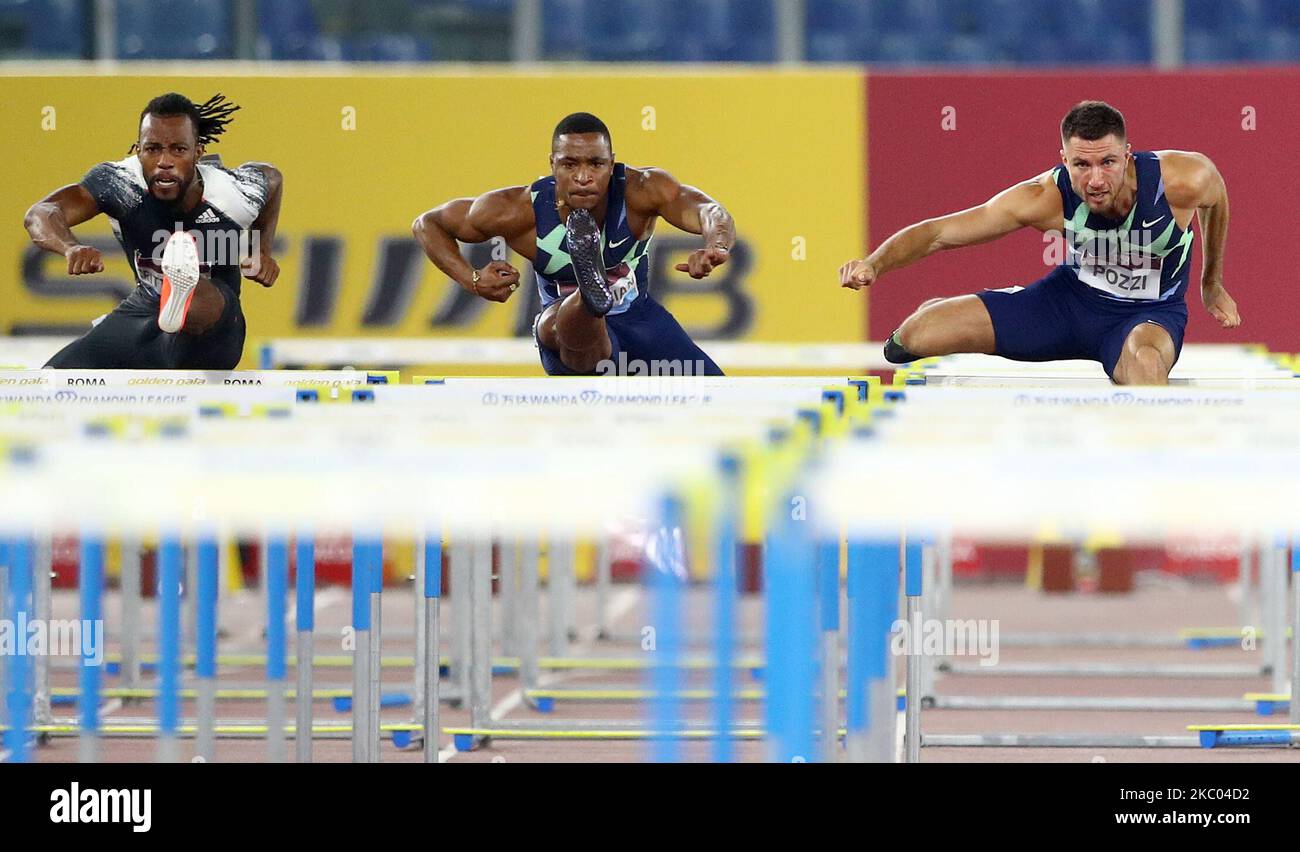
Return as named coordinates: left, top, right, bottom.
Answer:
left=157, top=536, right=183, bottom=762
left=845, top=541, right=869, bottom=762
left=713, top=456, right=740, bottom=763
left=266, top=536, right=289, bottom=762
left=0, top=540, right=7, bottom=756
left=295, top=534, right=315, bottom=763
left=764, top=491, right=816, bottom=763
left=903, top=536, right=923, bottom=763
left=648, top=494, right=686, bottom=763
left=816, top=535, right=840, bottom=763
left=195, top=536, right=219, bottom=761
left=1292, top=541, right=1299, bottom=728
left=367, top=537, right=384, bottom=762
left=846, top=539, right=899, bottom=763
left=422, top=533, right=442, bottom=763
left=350, top=535, right=374, bottom=763
left=5, top=539, right=34, bottom=762
left=78, top=535, right=104, bottom=763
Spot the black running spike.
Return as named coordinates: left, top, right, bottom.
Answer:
left=565, top=208, right=613, bottom=317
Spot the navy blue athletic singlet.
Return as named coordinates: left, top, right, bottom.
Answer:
left=975, top=151, right=1194, bottom=379
left=527, top=163, right=722, bottom=376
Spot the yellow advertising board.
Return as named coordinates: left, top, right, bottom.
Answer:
left=1, top=69, right=864, bottom=369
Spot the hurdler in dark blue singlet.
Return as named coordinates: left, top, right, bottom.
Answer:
left=528, top=162, right=723, bottom=376
left=976, top=151, right=1194, bottom=379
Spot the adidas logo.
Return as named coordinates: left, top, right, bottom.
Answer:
left=194, top=208, right=220, bottom=224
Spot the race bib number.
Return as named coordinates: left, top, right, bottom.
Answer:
left=555, top=263, right=639, bottom=314
left=134, top=251, right=165, bottom=291
left=1077, top=248, right=1163, bottom=300
left=605, top=262, right=639, bottom=313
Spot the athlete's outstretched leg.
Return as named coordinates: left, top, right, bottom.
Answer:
left=885, top=295, right=996, bottom=364
left=534, top=207, right=620, bottom=373
left=1111, top=322, right=1175, bottom=386
left=535, top=293, right=613, bottom=373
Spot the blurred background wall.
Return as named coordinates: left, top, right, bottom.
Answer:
left=8, top=1, right=1298, bottom=65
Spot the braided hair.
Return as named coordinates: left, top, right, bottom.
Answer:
left=129, top=92, right=241, bottom=153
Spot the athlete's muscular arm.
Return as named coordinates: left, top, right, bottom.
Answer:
left=631, top=168, right=735, bottom=279
left=412, top=187, right=531, bottom=302
left=1161, top=151, right=1239, bottom=329
left=242, top=162, right=282, bottom=287
left=23, top=184, right=105, bottom=275
left=839, top=170, right=1062, bottom=290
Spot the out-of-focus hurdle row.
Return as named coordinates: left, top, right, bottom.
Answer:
left=2, top=368, right=903, bottom=762
left=2, top=349, right=1299, bottom=762
left=811, top=371, right=1300, bottom=752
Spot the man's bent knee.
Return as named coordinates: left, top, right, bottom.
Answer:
left=886, top=299, right=948, bottom=363
left=182, top=279, right=226, bottom=337
left=890, top=302, right=944, bottom=360
left=1116, top=344, right=1170, bottom=386
left=1115, top=322, right=1176, bottom=385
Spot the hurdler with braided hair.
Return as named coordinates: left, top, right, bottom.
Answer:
left=25, top=92, right=283, bottom=369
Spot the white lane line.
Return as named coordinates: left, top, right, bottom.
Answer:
left=442, top=587, right=640, bottom=763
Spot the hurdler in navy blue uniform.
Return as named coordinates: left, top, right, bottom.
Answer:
left=840, top=100, right=1239, bottom=385
left=25, top=93, right=283, bottom=369
left=413, top=112, right=731, bottom=376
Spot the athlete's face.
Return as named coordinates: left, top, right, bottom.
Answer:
left=1061, top=134, right=1131, bottom=214
left=137, top=114, right=204, bottom=204
left=550, top=133, right=613, bottom=211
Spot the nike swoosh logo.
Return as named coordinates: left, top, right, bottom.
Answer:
left=1141, top=217, right=1165, bottom=228
left=608, top=237, right=630, bottom=249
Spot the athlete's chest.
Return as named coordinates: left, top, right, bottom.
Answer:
left=527, top=170, right=655, bottom=264
left=1065, top=195, right=1193, bottom=300
left=121, top=194, right=237, bottom=234
left=118, top=197, right=246, bottom=271
left=527, top=202, right=654, bottom=272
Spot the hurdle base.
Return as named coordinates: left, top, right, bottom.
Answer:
left=525, top=696, right=555, bottom=713
left=1189, top=724, right=1300, bottom=749
left=922, top=733, right=1203, bottom=748
left=1199, top=730, right=1294, bottom=748
left=1186, top=637, right=1241, bottom=649
left=454, top=733, right=492, bottom=752
left=331, top=693, right=414, bottom=713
